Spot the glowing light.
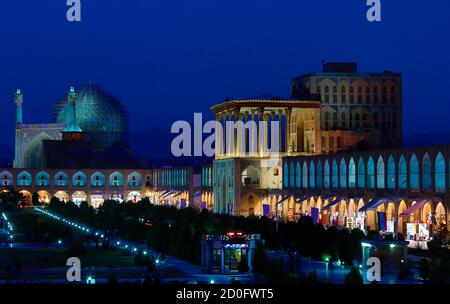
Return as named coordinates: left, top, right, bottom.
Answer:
left=389, top=244, right=396, bottom=248
left=361, top=242, right=372, bottom=248
left=210, top=280, right=215, bottom=284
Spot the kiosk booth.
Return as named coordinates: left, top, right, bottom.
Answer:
left=201, top=231, right=261, bottom=274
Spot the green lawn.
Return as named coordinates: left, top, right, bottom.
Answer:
left=0, top=247, right=136, bottom=269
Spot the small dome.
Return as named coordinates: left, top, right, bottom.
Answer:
left=54, top=83, right=129, bottom=149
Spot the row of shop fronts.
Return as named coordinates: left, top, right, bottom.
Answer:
left=259, top=194, right=447, bottom=242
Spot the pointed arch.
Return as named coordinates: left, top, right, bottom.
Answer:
left=340, top=159, right=347, bottom=188
left=295, top=161, right=301, bottom=188
left=0, top=171, right=13, bottom=187
left=309, top=161, right=315, bottom=189
left=348, top=158, right=356, bottom=188
left=367, top=156, right=375, bottom=189
left=289, top=162, right=295, bottom=188
left=109, top=171, right=124, bottom=187
left=422, top=153, right=432, bottom=192
left=91, top=172, right=106, bottom=187
left=331, top=159, right=338, bottom=190
left=302, top=161, right=308, bottom=188
left=283, top=162, right=288, bottom=188
left=54, top=171, right=69, bottom=187
left=387, top=155, right=395, bottom=189
left=36, top=171, right=50, bottom=187
left=398, top=155, right=407, bottom=190
left=316, top=160, right=322, bottom=189
left=17, top=171, right=32, bottom=187
left=357, top=157, right=365, bottom=188
left=128, top=172, right=142, bottom=187
left=410, top=154, right=419, bottom=191
left=377, top=156, right=385, bottom=189
left=324, top=160, right=330, bottom=189
left=435, top=152, right=446, bottom=193
left=72, top=171, right=87, bottom=187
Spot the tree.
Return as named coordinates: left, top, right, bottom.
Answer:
left=344, top=267, right=363, bottom=285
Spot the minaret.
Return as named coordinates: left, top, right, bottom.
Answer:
left=63, top=86, right=83, bottom=140
left=14, top=89, right=23, bottom=125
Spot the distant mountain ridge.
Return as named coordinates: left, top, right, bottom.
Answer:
left=403, top=132, right=450, bottom=148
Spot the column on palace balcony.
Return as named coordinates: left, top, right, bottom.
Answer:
left=215, top=113, right=223, bottom=158
left=285, top=108, right=292, bottom=154
left=261, top=111, right=270, bottom=157
left=236, top=110, right=244, bottom=157
left=257, top=107, right=264, bottom=157
left=249, top=109, right=257, bottom=157
left=277, top=110, right=283, bottom=154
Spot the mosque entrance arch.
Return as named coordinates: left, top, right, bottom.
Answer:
left=23, top=132, right=53, bottom=168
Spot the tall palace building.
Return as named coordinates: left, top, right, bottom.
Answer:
left=292, top=62, right=402, bottom=152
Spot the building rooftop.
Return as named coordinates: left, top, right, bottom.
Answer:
left=211, top=95, right=321, bottom=113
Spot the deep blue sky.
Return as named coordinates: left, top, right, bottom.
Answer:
left=1, top=0, right=449, bottom=152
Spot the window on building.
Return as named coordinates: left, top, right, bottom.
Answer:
left=341, top=112, right=346, bottom=128
left=350, top=86, right=354, bottom=103
left=357, top=86, right=363, bottom=104
left=365, top=87, right=370, bottom=104
left=333, top=112, right=338, bottom=129
left=382, top=86, right=387, bottom=104
left=341, top=86, right=346, bottom=103
left=332, top=86, right=337, bottom=103
left=373, top=87, right=379, bottom=103
left=324, top=112, right=330, bottom=129
left=390, top=86, right=396, bottom=104
left=337, top=137, right=342, bottom=149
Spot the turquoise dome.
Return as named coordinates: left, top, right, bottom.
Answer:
left=54, top=83, right=128, bottom=149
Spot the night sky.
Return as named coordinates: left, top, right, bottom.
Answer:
left=0, top=1, right=449, bottom=156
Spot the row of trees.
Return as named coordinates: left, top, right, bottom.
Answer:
left=46, top=197, right=366, bottom=266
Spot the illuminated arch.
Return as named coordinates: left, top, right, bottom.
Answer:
left=72, top=191, right=88, bottom=204
left=340, top=159, right=347, bottom=188
left=23, top=132, right=53, bottom=168
left=283, top=162, right=288, bottom=188
left=367, top=156, right=375, bottom=189
left=127, top=191, right=142, bottom=203
left=37, top=190, right=51, bottom=204
left=348, top=158, right=356, bottom=188
left=295, top=161, right=301, bottom=188
left=302, top=161, right=308, bottom=188
left=91, top=172, right=106, bottom=187
left=387, top=155, right=395, bottom=189
left=289, top=162, right=295, bottom=188
left=324, top=160, right=330, bottom=189
left=422, top=201, right=432, bottom=223
left=72, top=171, right=87, bottom=187
left=357, top=157, right=365, bottom=188
left=309, top=161, right=315, bottom=189
left=36, top=171, right=50, bottom=187
left=398, top=155, right=407, bottom=190
left=377, top=156, right=385, bottom=189
left=422, top=153, right=432, bottom=192
left=316, top=160, right=322, bottom=189
left=331, top=159, right=338, bottom=190
left=410, top=154, right=419, bottom=191
left=19, top=190, right=32, bottom=206
left=54, top=171, right=69, bottom=187
left=127, top=172, right=142, bottom=187
left=17, top=171, right=32, bottom=187
left=54, top=191, right=69, bottom=202
left=435, top=202, right=447, bottom=226
left=435, top=152, right=446, bottom=192
left=0, top=171, right=13, bottom=187
left=109, top=172, right=124, bottom=187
